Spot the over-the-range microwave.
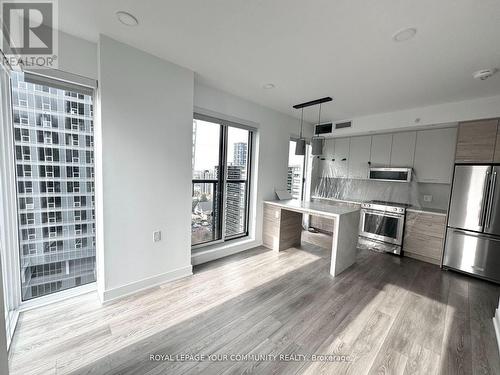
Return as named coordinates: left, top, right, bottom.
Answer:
left=368, top=167, right=412, bottom=182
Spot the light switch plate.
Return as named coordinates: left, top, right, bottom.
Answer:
left=423, top=195, right=432, bottom=203
left=153, top=230, right=162, bottom=242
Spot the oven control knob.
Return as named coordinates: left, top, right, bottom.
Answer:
left=393, top=208, right=397, bottom=211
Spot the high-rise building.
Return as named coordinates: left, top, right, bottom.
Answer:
left=233, top=142, right=247, bottom=167
left=11, top=73, right=96, bottom=301
left=192, top=120, right=197, bottom=169
left=287, top=165, right=302, bottom=199
left=225, top=165, right=245, bottom=236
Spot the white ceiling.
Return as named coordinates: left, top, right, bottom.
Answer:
left=57, top=0, right=500, bottom=123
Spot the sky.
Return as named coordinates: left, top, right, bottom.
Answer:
left=193, top=119, right=248, bottom=171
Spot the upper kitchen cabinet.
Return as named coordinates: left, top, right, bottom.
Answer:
left=390, top=131, right=416, bottom=167
left=455, top=119, right=499, bottom=163
left=495, top=122, right=500, bottom=162
left=333, top=138, right=350, bottom=178
left=369, top=134, right=392, bottom=166
left=348, top=136, right=371, bottom=179
left=413, top=127, right=457, bottom=183
left=323, top=138, right=335, bottom=159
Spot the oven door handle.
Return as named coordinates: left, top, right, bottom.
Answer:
left=360, top=209, right=404, bottom=219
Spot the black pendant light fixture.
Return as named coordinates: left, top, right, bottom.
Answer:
left=292, top=97, right=332, bottom=156
left=295, top=108, right=306, bottom=155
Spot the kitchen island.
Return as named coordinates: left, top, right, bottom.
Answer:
left=263, top=199, right=360, bottom=277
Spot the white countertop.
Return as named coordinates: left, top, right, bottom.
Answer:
left=311, top=196, right=447, bottom=217
left=406, top=207, right=447, bottom=216
left=264, top=199, right=360, bottom=218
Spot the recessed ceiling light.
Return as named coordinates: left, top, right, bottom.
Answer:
left=262, top=83, right=275, bottom=89
left=473, top=68, right=497, bottom=81
left=116, top=11, right=139, bottom=26
left=392, top=27, right=417, bottom=42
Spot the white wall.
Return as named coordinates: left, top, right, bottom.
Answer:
left=327, top=95, right=500, bottom=137
left=192, top=83, right=311, bottom=264
left=97, top=35, right=194, bottom=302
left=58, top=31, right=98, bottom=80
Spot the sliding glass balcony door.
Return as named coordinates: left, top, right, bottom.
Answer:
left=191, top=115, right=252, bottom=247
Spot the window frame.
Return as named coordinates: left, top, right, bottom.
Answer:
left=191, top=113, right=253, bottom=249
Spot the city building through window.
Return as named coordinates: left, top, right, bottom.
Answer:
left=11, top=72, right=96, bottom=301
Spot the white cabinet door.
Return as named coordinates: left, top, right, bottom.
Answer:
left=413, top=127, right=457, bottom=184
left=370, top=134, right=392, bottom=166
left=391, top=131, right=416, bottom=167
left=348, top=136, right=371, bottom=179
left=323, top=138, right=335, bottom=159
left=333, top=138, right=350, bottom=178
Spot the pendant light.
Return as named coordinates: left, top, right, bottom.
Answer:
left=292, top=97, right=332, bottom=156
left=311, top=103, right=325, bottom=156
left=295, top=108, right=306, bottom=155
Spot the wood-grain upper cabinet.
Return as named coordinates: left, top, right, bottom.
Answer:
left=390, top=131, right=416, bottom=167
left=455, top=119, right=499, bottom=163
left=495, top=122, right=500, bottom=163
left=333, top=138, right=350, bottom=178
left=369, top=134, right=392, bottom=166
left=413, top=127, right=457, bottom=184
left=348, top=136, right=371, bottom=179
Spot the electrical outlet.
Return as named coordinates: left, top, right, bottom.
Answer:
left=153, top=230, right=162, bottom=242
left=423, top=195, right=432, bottom=203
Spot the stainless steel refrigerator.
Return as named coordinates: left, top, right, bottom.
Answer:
left=443, top=165, right=500, bottom=283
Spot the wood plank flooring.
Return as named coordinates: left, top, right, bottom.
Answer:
left=8, top=238, right=500, bottom=375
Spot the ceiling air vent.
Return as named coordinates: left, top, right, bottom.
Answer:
left=314, top=123, right=333, bottom=135
left=335, top=121, right=352, bottom=129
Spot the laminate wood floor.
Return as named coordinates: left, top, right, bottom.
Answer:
left=8, top=240, right=500, bottom=375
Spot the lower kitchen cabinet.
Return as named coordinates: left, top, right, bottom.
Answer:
left=403, top=211, right=446, bottom=265
left=309, top=215, right=335, bottom=233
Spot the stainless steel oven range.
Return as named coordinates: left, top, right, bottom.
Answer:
left=358, top=200, right=410, bottom=255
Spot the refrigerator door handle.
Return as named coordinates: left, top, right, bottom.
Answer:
left=485, top=171, right=497, bottom=229
left=452, top=228, right=500, bottom=242
left=479, top=170, right=491, bottom=228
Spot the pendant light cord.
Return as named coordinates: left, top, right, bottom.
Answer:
left=318, top=103, right=322, bottom=127
left=299, top=108, right=304, bottom=138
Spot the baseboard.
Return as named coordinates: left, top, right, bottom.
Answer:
left=191, top=239, right=260, bottom=266
left=101, top=265, right=193, bottom=303
left=494, top=307, right=500, bottom=355
left=404, top=251, right=441, bottom=266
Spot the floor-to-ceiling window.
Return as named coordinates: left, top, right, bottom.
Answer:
left=287, top=140, right=305, bottom=199
left=0, top=59, right=22, bottom=347
left=192, top=114, right=252, bottom=247
left=10, top=72, right=96, bottom=301
left=287, top=140, right=313, bottom=201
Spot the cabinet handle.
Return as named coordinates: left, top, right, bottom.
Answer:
left=341, top=158, right=347, bottom=161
